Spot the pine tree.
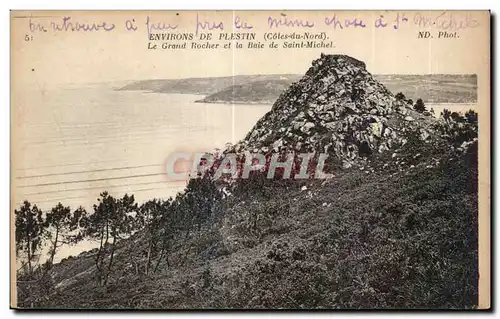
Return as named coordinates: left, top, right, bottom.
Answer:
left=137, top=199, right=163, bottom=274
left=44, top=203, right=87, bottom=266
left=15, top=201, right=44, bottom=276
left=84, top=192, right=137, bottom=285
left=154, top=199, right=175, bottom=273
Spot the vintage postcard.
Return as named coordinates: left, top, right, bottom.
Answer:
left=11, top=10, right=490, bottom=309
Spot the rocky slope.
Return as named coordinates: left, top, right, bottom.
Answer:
left=228, top=54, right=436, bottom=171
left=16, top=54, right=479, bottom=310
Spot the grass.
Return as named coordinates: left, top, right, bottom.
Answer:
left=17, top=136, right=478, bottom=309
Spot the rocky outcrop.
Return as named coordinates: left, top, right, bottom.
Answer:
left=227, top=54, right=434, bottom=169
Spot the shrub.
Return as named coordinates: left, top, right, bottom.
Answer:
left=395, top=92, right=406, bottom=100
left=413, top=99, right=426, bottom=113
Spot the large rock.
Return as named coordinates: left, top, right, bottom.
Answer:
left=228, top=54, right=431, bottom=168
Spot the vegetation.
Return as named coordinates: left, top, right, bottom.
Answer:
left=44, top=203, right=87, bottom=267
left=395, top=92, right=406, bottom=100
left=436, top=109, right=478, bottom=147
left=136, top=198, right=171, bottom=275
left=15, top=201, right=44, bottom=276
left=82, top=192, right=137, bottom=286
left=414, top=98, right=427, bottom=113
left=15, top=109, right=479, bottom=309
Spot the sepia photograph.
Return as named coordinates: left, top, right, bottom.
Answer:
left=10, top=10, right=490, bottom=310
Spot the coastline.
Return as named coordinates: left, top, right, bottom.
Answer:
left=194, top=98, right=277, bottom=105
left=195, top=99, right=478, bottom=106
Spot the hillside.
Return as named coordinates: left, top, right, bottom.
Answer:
left=16, top=148, right=478, bottom=309
left=117, top=74, right=302, bottom=95
left=194, top=79, right=295, bottom=105
left=375, top=74, right=477, bottom=104
left=16, top=54, right=479, bottom=309
left=143, top=74, right=477, bottom=105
